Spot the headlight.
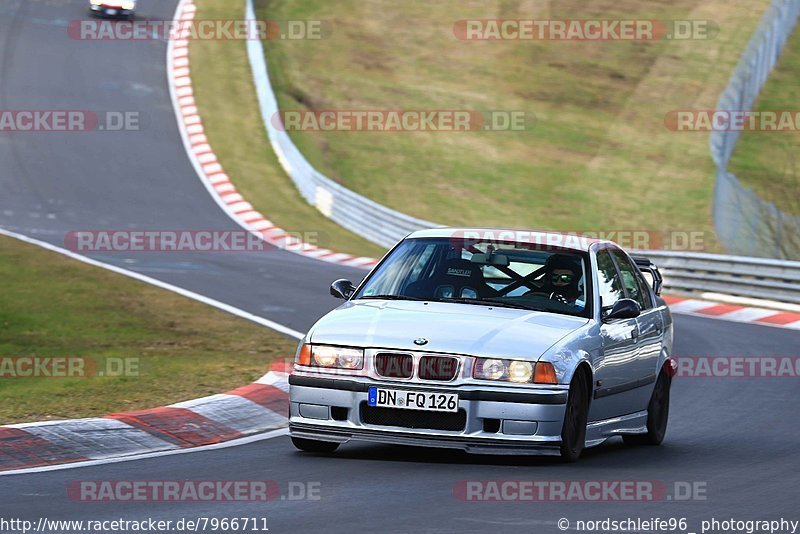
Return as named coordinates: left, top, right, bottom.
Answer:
left=121, top=1, right=135, bottom=9
left=90, top=0, right=103, bottom=5
left=295, top=344, right=364, bottom=370
left=473, top=358, right=545, bottom=383
left=313, top=346, right=339, bottom=367
left=508, top=361, right=533, bottom=383
left=474, top=358, right=506, bottom=380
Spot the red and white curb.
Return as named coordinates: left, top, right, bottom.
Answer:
left=663, top=295, right=800, bottom=329
left=167, top=0, right=378, bottom=270
left=0, top=366, right=291, bottom=473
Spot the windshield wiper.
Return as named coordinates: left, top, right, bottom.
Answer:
left=481, top=297, right=545, bottom=311
left=358, top=294, right=426, bottom=301
left=359, top=295, right=543, bottom=312
left=429, top=297, right=539, bottom=311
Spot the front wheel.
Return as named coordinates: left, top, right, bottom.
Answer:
left=560, top=370, right=589, bottom=462
left=623, top=369, right=671, bottom=446
left=291, top=436, right=340, bottom=453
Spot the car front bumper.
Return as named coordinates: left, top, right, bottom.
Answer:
left=288, top=374, right=569, bottom=455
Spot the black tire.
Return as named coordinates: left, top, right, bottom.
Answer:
left=560, top=369, right=589, bottom=462
left=291, top=436, right=340, bottom=453
left=623, top=369, right=671, bottom=446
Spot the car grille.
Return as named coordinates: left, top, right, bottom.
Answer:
left=375, top=353, right=413, bottom=378
left=360, top=402, right=467, bottom=431
left=417, top=356, right=458, bottom=381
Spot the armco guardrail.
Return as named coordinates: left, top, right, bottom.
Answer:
left=244, top=0, right=437, bottom=249
left=644, top=251, right=800, bottom=304
left=710, top=0, right=800, bottom=260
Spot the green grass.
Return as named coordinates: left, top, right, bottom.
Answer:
left=0, top=235, right=297, bottom=424
left=188, top=6, right=385, bottom=259
left=192, top=0, right=771, bottom=255
left=728, top=26, right=800, bottom=216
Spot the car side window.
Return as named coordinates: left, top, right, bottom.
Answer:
left=595, top=249, right=625, bottom=310
left=610, top=249, right=651, bottom=310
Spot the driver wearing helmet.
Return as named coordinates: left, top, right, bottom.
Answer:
left=528, top=254, right=583, bottom=306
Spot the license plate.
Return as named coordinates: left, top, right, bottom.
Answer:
left=368, top=387, right=458, bottom=412
left=107, top=8, right=117, bottom=14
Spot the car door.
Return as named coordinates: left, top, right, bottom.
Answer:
left=610, top=248, right=662, bottom=409
left=588, top=247, right=641, bottom=422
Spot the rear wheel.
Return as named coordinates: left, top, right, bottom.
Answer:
left=623, top=369, right=671, bottom=446
left=291, top=436, right=340, bottom=453
left=560, top=369, right=589, bottom=462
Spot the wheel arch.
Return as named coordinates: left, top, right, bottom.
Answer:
left=572, top=361, right=594, bottom=406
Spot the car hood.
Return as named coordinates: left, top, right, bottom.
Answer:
left=307, top=300, right=589, bottom=360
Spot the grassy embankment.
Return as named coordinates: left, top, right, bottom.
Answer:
left=0, top=235, right=296, bottom=423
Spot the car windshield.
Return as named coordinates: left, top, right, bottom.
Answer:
left=354, top=237, right=591, bottom=318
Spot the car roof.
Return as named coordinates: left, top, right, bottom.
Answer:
left=405, top=228, right=615, bottom=252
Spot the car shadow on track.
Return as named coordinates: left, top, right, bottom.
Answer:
left=289, top=437, right=691, bottom=469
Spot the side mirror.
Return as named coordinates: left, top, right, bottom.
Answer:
left=603, top=298, right=641, bottom=321
left=330, top=279, right=356, bottom=300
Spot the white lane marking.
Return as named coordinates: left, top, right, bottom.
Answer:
left=0, top=228, right=303, bottom=340
left=0, top=428, right=289, bottom=477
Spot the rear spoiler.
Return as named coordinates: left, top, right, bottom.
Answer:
left=631, top=255, right=663, bottom=296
